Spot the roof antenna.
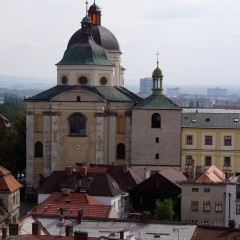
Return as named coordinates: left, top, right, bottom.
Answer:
left=156, top=52, right=160, bottom=67
left=85, top=1, right=88, bottom=16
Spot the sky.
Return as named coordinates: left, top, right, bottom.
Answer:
left=0, top=0, right=240, bottom=87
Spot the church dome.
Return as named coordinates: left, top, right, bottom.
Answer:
left=67, top=25, right=121, bottom=52
left=152, top=66, right=163, bottom=78
left=67, top=1, right=120, bottom=52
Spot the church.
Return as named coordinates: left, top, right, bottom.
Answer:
left=25, top=1, right=182, bottom=190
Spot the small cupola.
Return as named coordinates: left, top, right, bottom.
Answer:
left=152, top=53, right=163, bottom=95
left=88, top=0, right=101, bottom=26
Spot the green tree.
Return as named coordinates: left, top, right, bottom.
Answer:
left=154, top=199, right=175, bottom=221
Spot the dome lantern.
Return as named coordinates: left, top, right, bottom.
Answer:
left=88, top=0, right=101, bottom=26
left=152, top=52, right=163, bottom=95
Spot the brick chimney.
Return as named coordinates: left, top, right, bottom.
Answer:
left=32, top=222, right=41, bottom=235
left=9, top=223, right=19, bottom=236
left=74, top=231, right=88, bottom=240
left=77, top=208, right=83, bottom=224
left=2, top=226, right=7, bottom=239
left=66, top=224, right=73, bottom=237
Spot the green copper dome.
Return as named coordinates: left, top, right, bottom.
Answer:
left=152, top=66, right=163, bottom=78
left=81, top=16, right=92, bottom=24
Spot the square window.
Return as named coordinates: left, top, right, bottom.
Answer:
left=205, top=156, right=212, bottom=166
left=203, top=201, right=210, bottom=212
left=203, top=220, right=209, bottom=226
left=191, top=201, right=198, bottom=211
left=215, top=202, right=222, bottom=212
left=224, top=136, right=232, bottom=146
left=205, top=136, right=212, bottom=145
left=224, top=157, right=231, bottom=167
left=204, top=188, right=210, bottom=193
left=156, top=137, right=159, bottom=143
left=186, top=156, right=193, bottom=165
left=186, top=135, right=193, bottom=145
left=192, top=188, right=199, bottom=192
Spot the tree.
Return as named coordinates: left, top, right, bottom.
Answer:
left=153, top=199, right=175, bottom=221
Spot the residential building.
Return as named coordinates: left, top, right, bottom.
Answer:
left=37, top=166, right=125, bottom=218
left=0, top=166, right=22, bottom=222
left=138, top=77, right=152, bottom=98
left=181, top=110, right=240, bottom=175
left=129, top=168, right=187, bottom=219
left=167, top=87, right=180, bottom=97
left=207, top=87, right=227, bottom=98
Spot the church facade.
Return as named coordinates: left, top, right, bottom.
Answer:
left=25, top=2, right=182, bottom=189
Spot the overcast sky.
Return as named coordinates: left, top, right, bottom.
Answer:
left=0, top=0, right=240, bottom=87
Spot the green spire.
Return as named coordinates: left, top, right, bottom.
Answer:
left=152, top=52, right=163, bottom=95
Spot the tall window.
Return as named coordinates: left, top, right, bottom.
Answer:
left=205, top=156, right=212, bottom=166
left=186, top=155, right=193, bottom=165
left=117, top=143, right=125, bottom=159
left=215, top=202, right=222, bottom=212
left=205, top=136, right=212, bottom=145
left=224, top=136, right=232, bottom=146
left=35, top=141, right=43, bottom=158
left=203, top=201, right=210, bottom=212
left=68, top=113, right=87, bottom=136
left=191, top=201, right=198, bottom=211
left=117, top=115, right=125, bottom=134
left=35, top=114, right=43, bottom=133
left=186, top=135, right=193, bottom=145
left=224, top=157, right=231, bottom=167
left=151, top=113, right=161, bottom=128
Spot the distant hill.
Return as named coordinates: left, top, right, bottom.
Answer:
left=0, top=75, right=55, bottom=90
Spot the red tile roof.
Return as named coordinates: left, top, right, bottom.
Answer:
left=32, top=192, right=111, bottom=218
left=8, top=235, right=97, bottom=240
left=0, top=166, right=22, bottom=192
left=196, top=165, right=225, bottom=183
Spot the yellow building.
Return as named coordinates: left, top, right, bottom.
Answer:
left=181, top=109, right=240, bottom=176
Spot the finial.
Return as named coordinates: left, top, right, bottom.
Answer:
left=94, top=0, right=96, bottom=4
left=156, top=52, right=160, bottom=67
left=85, top=1, right=88, bottom=16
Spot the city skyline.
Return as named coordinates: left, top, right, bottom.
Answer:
left=0, top=0, right=240, bottom=87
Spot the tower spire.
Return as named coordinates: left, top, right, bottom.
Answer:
left=152, top=52, right=163, bottom=95
left=85, top=1, right=88, bottom=16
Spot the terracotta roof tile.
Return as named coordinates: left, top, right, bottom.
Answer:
left=196, top=165, right=225, bottom=183
left=32, top=192, right=111, bottom=218
left=0, top=166, right=22, bottom=192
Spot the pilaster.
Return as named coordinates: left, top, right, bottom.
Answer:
left=95, top=112, right=105, bottom=164
left=125, top=110, right=132, bottom=165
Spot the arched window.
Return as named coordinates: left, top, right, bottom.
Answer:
left=151, top=113, right=161, bottom=128
left=68, top=113, right=87, bottom=136
left=35, top=141, right=43, bottom=158
left=117, top=143, right=125, bottom=159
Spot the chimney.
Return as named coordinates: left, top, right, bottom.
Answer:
left=123, top=163, right=128, bottom=173
left=2, top=226, right=7, bottom=239
left=120, top=230, right=130, bottom=240
left=32, top=222, right=41, bottom=235
left=79, top=167, right=87, bottom=176
left=9, top=223, right=19, bottom=236
left=66, top=166, right=72, bottom=176
left=74, top=231, right=88, bottom=240
left=66, top=224, right=73, bottom=237
left=77, top=208, right=83, bottom=224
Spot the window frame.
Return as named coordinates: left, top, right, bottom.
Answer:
left=186, top=135, right=193, bottom=145
left=215, top=202, right=222, bottom=212
left=224, top=157, right=231, bottom=167
left=35, top=141, right=43, bottom=158
left=224, top=136, right=232, bottom=146
left=236, top=205, right=240, bottom=215
left=191, top=201, right=199, bottom=212
left=203, top=201, right=210, bottom=212
left=205, top=135, right=213, bottom=145
left=186, top=155, right=193, bottom=165
left=205, top=156, right=212, bottom=166
left=68, top=113, right=87, bottom=136
left=151, top=113, right=161, bottom=128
